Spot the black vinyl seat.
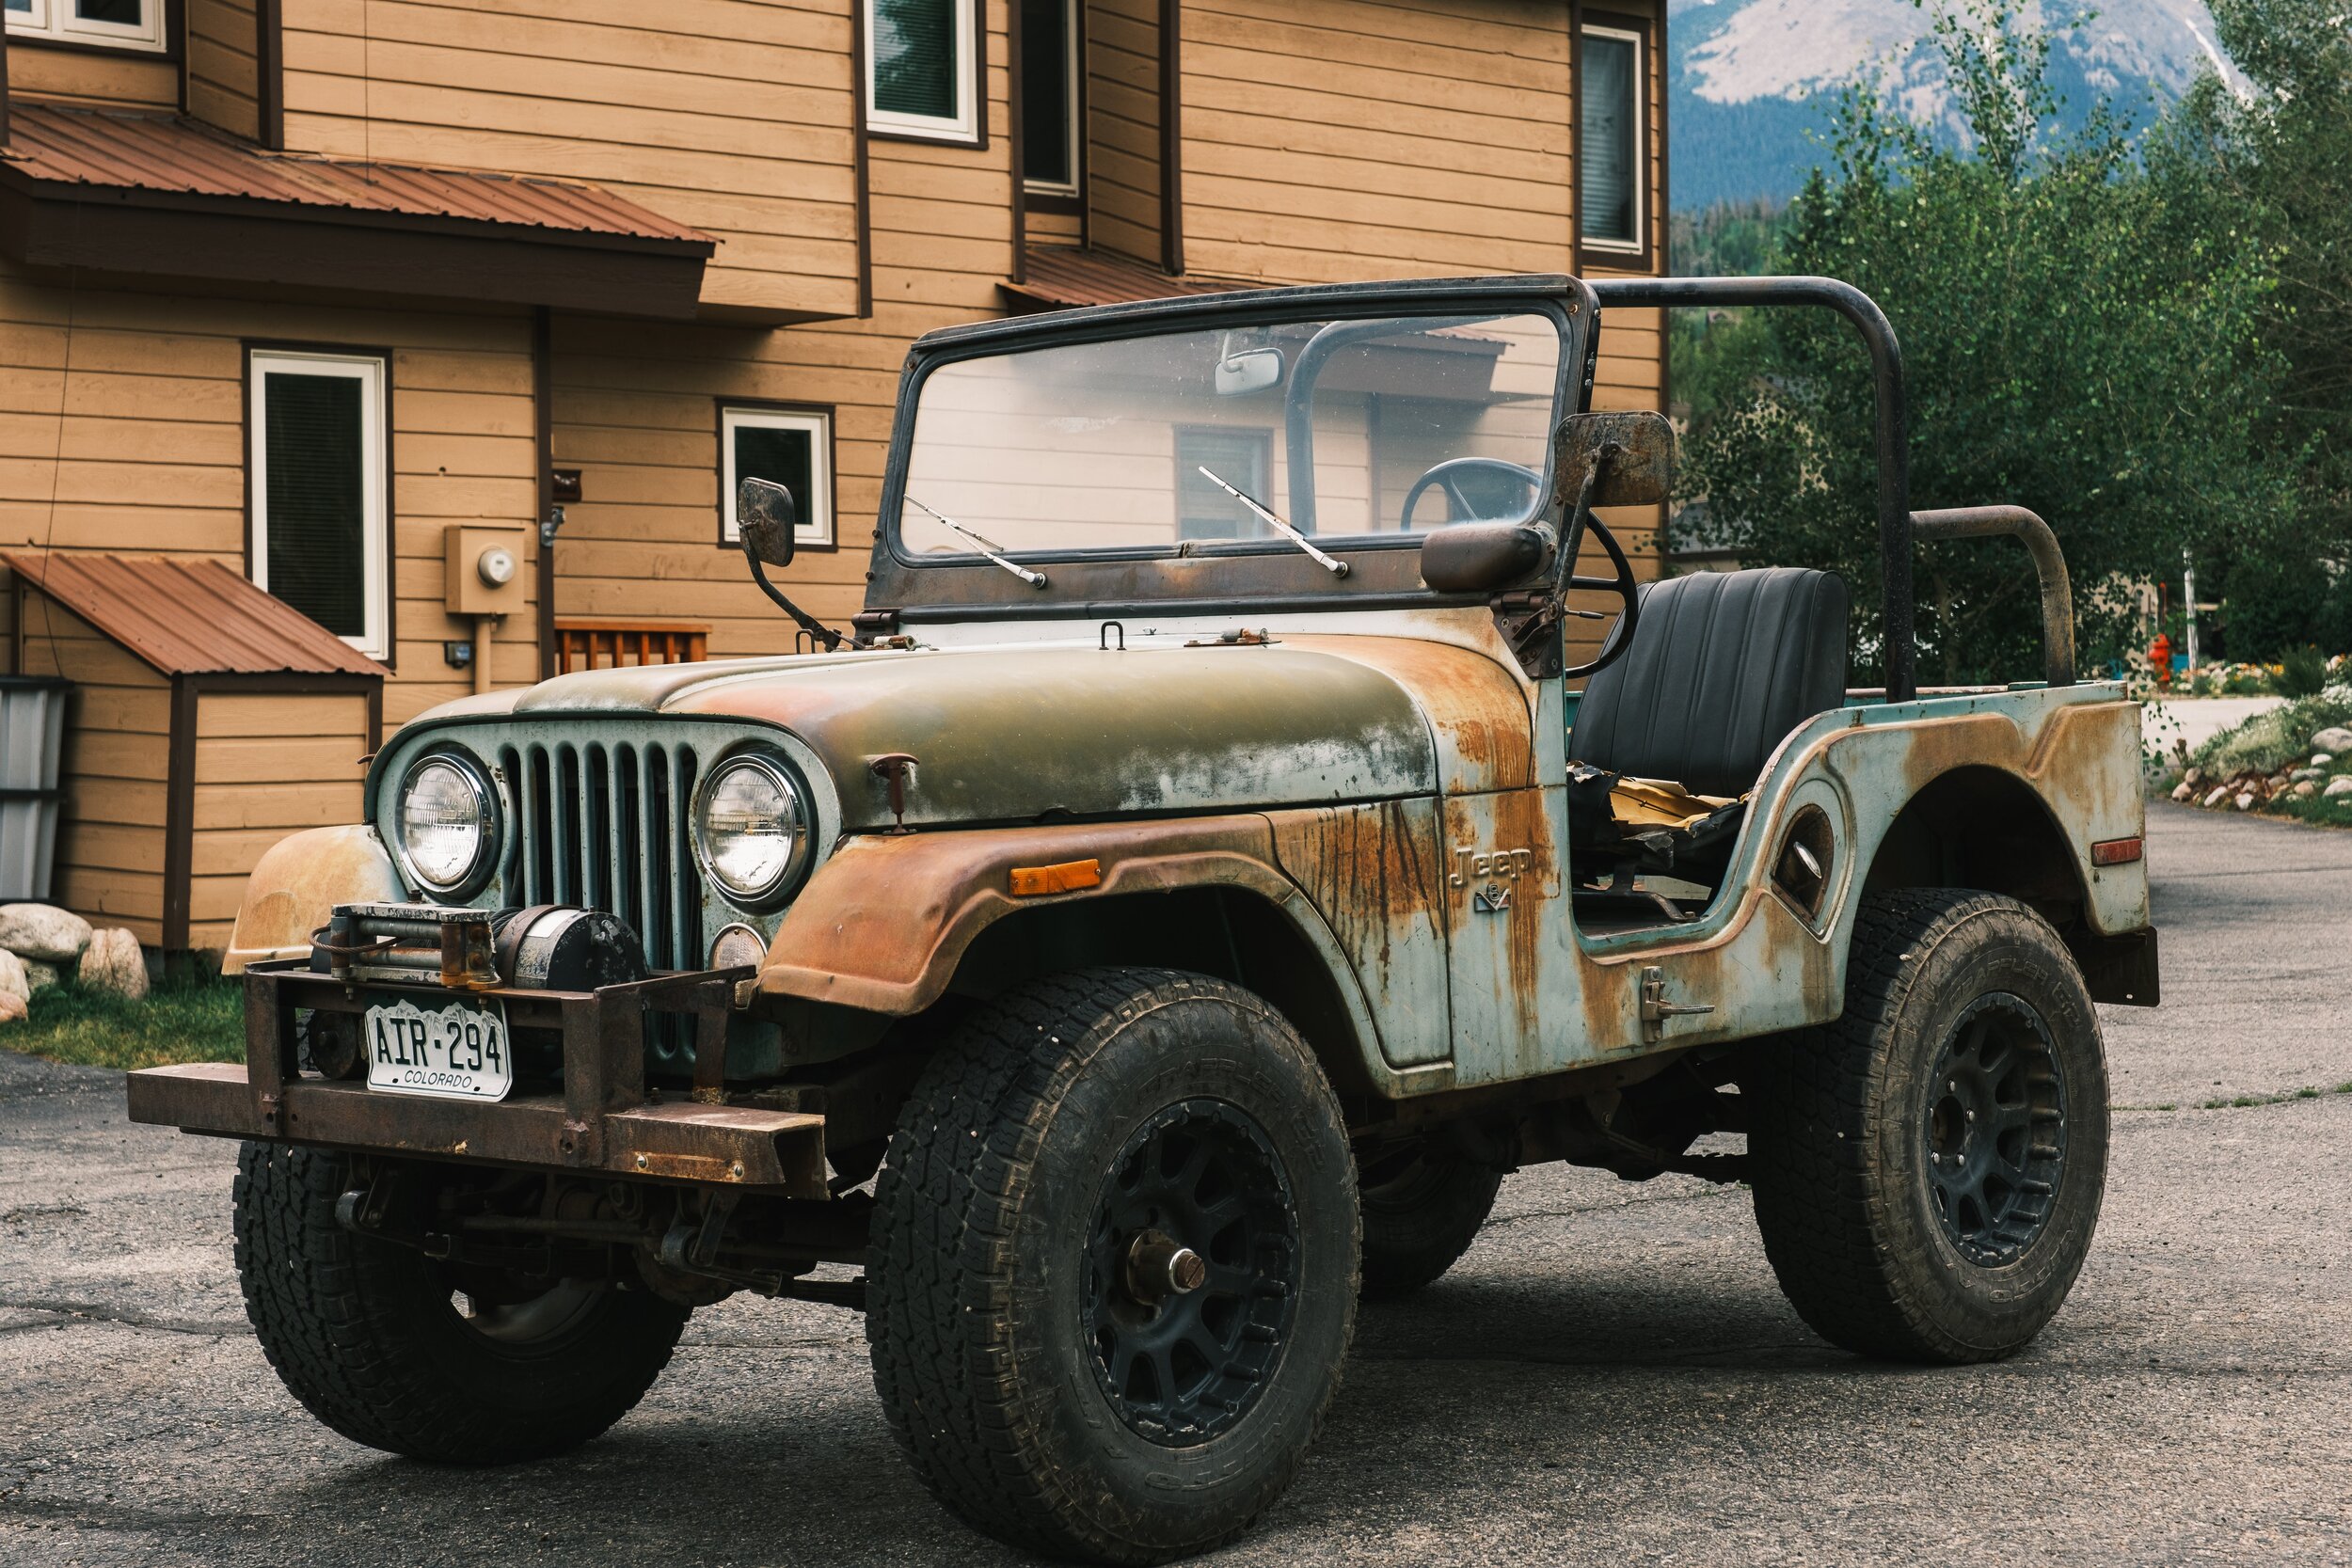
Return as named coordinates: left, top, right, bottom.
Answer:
left=1565, top=568, right=1849, bottom=919
left=1570, top=566, right=1851, bottom=798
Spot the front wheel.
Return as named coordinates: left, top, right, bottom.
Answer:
left=232, top=1144, right=688, bottom=1463
left=866, top=969, right=1359, bottom=1564
left=1747, top=889, right=2110, bottom=1363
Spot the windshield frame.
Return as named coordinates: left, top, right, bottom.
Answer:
left=866, top=274, right=1599, bottom=623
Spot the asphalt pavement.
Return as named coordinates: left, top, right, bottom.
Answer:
left=3, top=801, right=2347, bottom=1567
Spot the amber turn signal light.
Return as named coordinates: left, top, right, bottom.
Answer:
left=2090, top=836, right=2143, bottom=866
left=1009, top=858, right=1102, bottom=896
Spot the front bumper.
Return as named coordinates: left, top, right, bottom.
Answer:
left=124, top=960, right=830, bottom=1196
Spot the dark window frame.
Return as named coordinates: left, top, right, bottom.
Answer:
left=716, top=399, right=840, bottom=553
left=1020, top=0, right=1082, bottom=198
left=1573, top=8, right=1653, bottom=270
left=242, top=340, right=396, bottom=669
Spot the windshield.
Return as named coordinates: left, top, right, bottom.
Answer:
left=895, top=309, right=1566, bottom=561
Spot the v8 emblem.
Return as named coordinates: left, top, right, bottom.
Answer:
left=1473, top=880, right=1513, bottom=912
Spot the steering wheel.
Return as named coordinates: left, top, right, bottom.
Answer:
left=1561, top=511, right=1641, bottom=679
left=1399, top=458, right=1543, bottom=531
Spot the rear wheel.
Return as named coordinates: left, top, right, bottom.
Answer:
left=1356, top=1143, right=1501, bottom=1299
left=1747, top=889, right=2110, bottom=1363
left=867, top=969, right=1359, bottom=1564
left=232, top=1143, right=688, bottom=1463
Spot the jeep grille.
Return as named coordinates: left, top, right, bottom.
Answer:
left=493, top=738, right=704, bottom=974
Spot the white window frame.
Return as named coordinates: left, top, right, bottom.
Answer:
left=4, top=0, right=168, bottom=54
left=722, top=405, right=835, bottom=549
left=248, top=350, right=390, bottom=661
left=1022, top=0, right=1083, bottom=198
left=866, top=0, right=981, bottom=145
left=1578, top=22, right=1648, bottom=257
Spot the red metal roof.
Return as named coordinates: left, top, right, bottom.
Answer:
left=1004, top=246, right=1260, bottom=312
left=2, top=551, right=387, bottom=679
left=0, top=103, right=708, bottom=247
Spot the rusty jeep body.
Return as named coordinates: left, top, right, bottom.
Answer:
left=130, top=274, right=2154, bottom=1564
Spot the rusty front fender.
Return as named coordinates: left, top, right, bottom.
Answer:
left=222, top=825, right=406, bottom=974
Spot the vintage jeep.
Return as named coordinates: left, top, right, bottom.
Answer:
left=130, top=274, right=2156, bottom=1563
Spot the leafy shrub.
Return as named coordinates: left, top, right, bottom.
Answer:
left=2272, top=645, right=2328, bottom=697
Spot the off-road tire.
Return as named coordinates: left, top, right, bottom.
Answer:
left=867, top=969, right=1359, bottom=1565
left=1748, top=889, right=2110, bottom=1363
left=1357, top=1148, right=1502, bottom=1299
left=232, top=1142, right=689, bottom=1463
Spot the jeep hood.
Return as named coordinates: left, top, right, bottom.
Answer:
left=421, top=639, right=1530, bottom=831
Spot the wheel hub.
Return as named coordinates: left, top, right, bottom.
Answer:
left=1922, top=991, right=2068, bottom=1266
left=1085, top=1099, right=1298, bottom=1446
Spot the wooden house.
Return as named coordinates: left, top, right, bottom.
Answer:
left=0, top=0, right=1668, bottom=955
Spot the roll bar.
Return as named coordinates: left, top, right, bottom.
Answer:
left=1587, top=277, right=1920, bottom=701
left=1910, top=506, right=2075, bottom=688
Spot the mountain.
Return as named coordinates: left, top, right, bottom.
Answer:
left=1666, top=0, right=2240, bottom=212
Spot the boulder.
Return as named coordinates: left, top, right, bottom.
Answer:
left=0, top=904, right=91, bottom=965
left=2311, top=726, right=2352, bottom=755
left=80, top=928, right=147, bottom=1001
left=0, top=992, right=25, bottom=1024
left=2169, top=779, right=2195, bottom=801
left=0, top=948, right=26, bottom=1006
left=2184, top=766, right=2205, bottom=788
left=2314, top=753, right=2335, bottom=768
left=2201, top=785, right=2232, bottom=808
left=22, top=959, right=58, bottom=994
left=2294, top=781, right=2318, bottom=799
left=2327, top=776, right=2352, bottom=800
left=2234, top=791, right=2258, bottom=811
left=2293, top=768, right=2325, bottom=783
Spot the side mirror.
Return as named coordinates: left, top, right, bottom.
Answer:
left=1420, top=521, right=1550, bottom=594
left=1215, top=346, right=1284, bottom=396
left=1553, top=410, right=1675, bottom=508
left=737, top=476, right=797, bottom=568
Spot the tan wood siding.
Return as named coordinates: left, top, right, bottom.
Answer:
left=4, top=41, right=179, bottom=109
left=0, top=260, right=540, bottom=729
left=185, top=0, right=265, bottom=141
left=1086, top=0, right=1164, bottom=267
left=548, top=0, right=1021, bottom=654
left=188, top=690, right=371, bottom=949
left=274, top=0, right=862, bottom=322
left=16, top=597, right=169, bottom=943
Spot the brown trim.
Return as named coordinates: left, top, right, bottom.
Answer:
left=1, top=20, right=11, bottom=147
left=0, top=182, right=715, bottom=317
left=1567, top=0, right=1582, bottom=274
left=256, top=0, right=284, bottom=150
left=1157, top=0, right=1183, bottom=275
left=1024, top=191, right=1084, bottom=217
left=715, top=398, right=842, bottom=552
left=1007, top=0, right=1025, bottom=286
left=163, top=673, right=196, bottom=954
left=534, top=306, right=556, bottom=682
left=241, top=338, right=399, bottom=674
left=1655, top=0, right=1670, bottom=278
left=851, top=0, right=872, bottom=318
left=1572, top=7, right=1659, bottom=274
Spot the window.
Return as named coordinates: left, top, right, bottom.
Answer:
left=3, top=0, right=167, bottom=52
left=248, top=351, right=389, bottom=660
left=1022, top=0, right=1081, bottom=195
left=1578, top=23, right=1645, bottom=254
left=867, top=0, right=980, bottom=143
left=1175, top=428, right=1273, bottom=542
left=722, top=406, right=834, bottom=549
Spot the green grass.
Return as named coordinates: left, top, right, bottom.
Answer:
left=10, top=977, right=246, bottom=1071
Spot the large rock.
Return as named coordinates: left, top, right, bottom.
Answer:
left=0, top=948, right=26, bottom=1006
left=2326, top=776, right=2352, bottom=800
left=2311, top=726, right=2352, bottom=755
left=0, top=904, right=91, bottom=965
left=81, top=928, right=147, bottom=1002
left=0, top=992, right=25, bottom=1024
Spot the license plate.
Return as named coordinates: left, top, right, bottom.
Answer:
left=363, top=993, right=514, bottom=1101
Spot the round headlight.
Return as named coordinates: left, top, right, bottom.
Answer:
left=398, top=754, right=495, bottom=895
left=694, top=753, right=811, bottom=907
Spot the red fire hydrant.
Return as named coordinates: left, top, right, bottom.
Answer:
left=2149, top=632, right=2173, bottom=689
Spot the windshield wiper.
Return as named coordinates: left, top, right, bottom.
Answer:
left=907, top=498, right=1047, bottom=588
left=1193, top=467, right=1349, bottom=578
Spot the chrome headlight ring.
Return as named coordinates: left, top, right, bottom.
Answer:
left=392, top=750, right=501, bottom=899
left=692, top=750, right=815, bottom=911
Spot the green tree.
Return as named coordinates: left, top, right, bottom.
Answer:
left=1678, top=1, right=2299, bottom=683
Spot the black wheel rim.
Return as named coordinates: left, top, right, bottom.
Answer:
left=1922, top=991, right=2069, bottom=1266
left=1084, top=1098, right=1299, bottom=1446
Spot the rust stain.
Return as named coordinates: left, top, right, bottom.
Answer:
left=1284, top=634, right=1534, bottom=792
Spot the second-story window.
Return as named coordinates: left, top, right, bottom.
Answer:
left=1022, top=0, right=1081, bottom=196
left=248, top=350, right=390, bottom=661
left=4, top=0, right=167, bottom=52
left=868, top=0, right=981, bottom=144
left=1578, top=21, right=1647, bottom=255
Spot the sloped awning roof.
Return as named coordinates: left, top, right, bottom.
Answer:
left=0, top=104, right=715, bottom=318
left=1003, top=246, right=1259, bottom=313
left=1, top=551, right=386, bottom=679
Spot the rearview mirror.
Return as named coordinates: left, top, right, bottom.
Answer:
left=737, top=476, right=797, bottom=568
left=1553, top=410, right=1675, bottom=508
left=1215, top=345, right=1283, bottom=396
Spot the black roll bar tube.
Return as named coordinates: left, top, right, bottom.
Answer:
left=1910, top=505, right=2075, bottom=688
left=1586, top=277, right=1916, bottom=703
